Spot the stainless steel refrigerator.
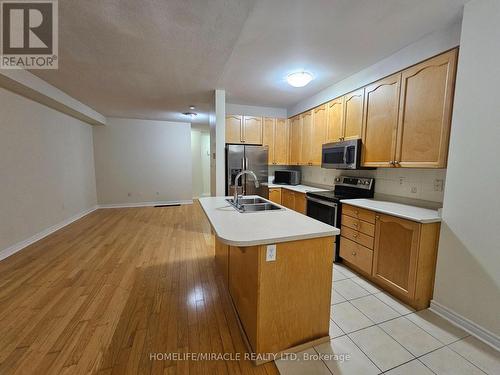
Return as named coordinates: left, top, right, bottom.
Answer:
left=226, top=145, right=269, bottom=198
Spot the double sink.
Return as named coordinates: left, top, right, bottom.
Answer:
left=226, top=197, right=282, bottom=213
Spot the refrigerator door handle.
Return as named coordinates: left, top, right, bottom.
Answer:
left=245, top=157, right=249, bottom=170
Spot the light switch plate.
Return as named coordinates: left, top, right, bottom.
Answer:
left=266, top=244, right=277, bottom=262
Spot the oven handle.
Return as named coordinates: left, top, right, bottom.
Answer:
left=306, top=196, right=338, bottom=208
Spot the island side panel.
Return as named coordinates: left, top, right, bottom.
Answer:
left=256, top=236, right=334, bottom=354
left=228, top=245, right=260, bottom=352
left=214, top=236, right=229, bottom=286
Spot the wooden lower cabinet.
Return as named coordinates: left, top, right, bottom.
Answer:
left=214, top=236, right=229, bottom=286
left=341, top=204, right=440, bottom=310
left=280, top=188, right=306, bottom=214
left=228, top=237, right=333, bottom=355
left=268, top=188, right=282, bottom=204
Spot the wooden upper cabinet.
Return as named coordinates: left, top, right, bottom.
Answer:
left=343, top=89, right=365, bottom=140
left=300, top=111, right=313, bottom=165
left=243, top=116, right=263, bottom=144
left=226, top=115, right=243, bottom=143
left=362, top=74, right=401, bottom=167
left=289, top=115, right=302, bottom=165
left=311, top=105, right=327, bottom=165
left=326, top=98, right=344, bottom=143
left=274, top=119, right=289, bottom=165
left=262, top=117, right=275, bottom=164
left=372, top=214, right=420, bottom=299
left=396, top=49, right=457, bottom=168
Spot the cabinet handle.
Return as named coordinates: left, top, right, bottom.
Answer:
left=353, top=234, right=358, bottom=238
left=355, top=210, right=359, bottom=215
left=395, top=161, right=400, bottom=165
left=353, top=223, right=358, bottom=227
left=375, top=215, right=380, bottom=220
left=352, top=251, right=356, bottom=256
left=389, top=161, right=395, bottom=165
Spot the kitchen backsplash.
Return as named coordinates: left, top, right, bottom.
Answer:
left=299, top=166, right=446, bottom=203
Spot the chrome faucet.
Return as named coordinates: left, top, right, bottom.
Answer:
left=233, top=170, right=260, bottom=206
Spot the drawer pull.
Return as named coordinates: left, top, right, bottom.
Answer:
left=352, top=251, right=356, bottom=256
left=353, top=234, right=358, bottom=238
left=353, top=223, right=358, bottom=227
left=375, top=215, right=380, bottom=220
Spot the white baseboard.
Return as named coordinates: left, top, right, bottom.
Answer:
left=98, top=199, right=193, bottom=208
left=430, top=300, right=500, bottom=351
left=0, top=205, right=99, bottom=262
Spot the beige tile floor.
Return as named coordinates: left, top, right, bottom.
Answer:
left=275, top=263, right=500, bottom=375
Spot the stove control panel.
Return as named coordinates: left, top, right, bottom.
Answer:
left=334, top=176, right=374, bottom=190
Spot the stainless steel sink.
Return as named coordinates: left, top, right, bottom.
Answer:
left=226, top=198, right=282, bottom=213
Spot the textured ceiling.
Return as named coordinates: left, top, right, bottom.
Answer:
left=33, top=0, right=466, bottom=123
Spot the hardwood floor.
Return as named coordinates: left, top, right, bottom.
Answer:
left=0, top=203, right=279, bottom=375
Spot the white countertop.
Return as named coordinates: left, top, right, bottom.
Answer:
left=264, top=183, right=328, bottom=194
left=340, top=198, right=442, bottom=223
left=199, top=196, right=339, bottom=246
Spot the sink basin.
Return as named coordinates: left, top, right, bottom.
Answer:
left=226, top=197, right=282, bottom=213
left=227, top=197, right=267, bottom=205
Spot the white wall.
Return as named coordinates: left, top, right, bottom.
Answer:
left=93, top=118, right=192, bottom=206
left=288, top=22, right=461, bottom=116
left=0, top=88, right=97, bottom=256
left=211, top=89, right=226, bottom=196
left=300, top=167, right=446, bottom=204
left=432, top=0, right=500, bottom=340
left=226, top=103, right=287, bottom=118
left=191, top=129, right=211, bottom=198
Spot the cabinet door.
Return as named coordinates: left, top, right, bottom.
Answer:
left=326, top=98, right=344, bottom=142
left=373, top=214, right=420, bottom=299
left=214, top=237, right=229, bottom=286
left=300, top=111, right=313, bottom=165
left=281, top=189, right=295, bottom=210
left=343, top=89, right=365, bottom=140
left=226, top=115, right=243, bottom=144
left=268, top=188, right=282, bottom=204
left=263, top=117, right=275, bottom=164
left=274, top=119, right=289, bottom=165
left=311, top=105, right=327, bottom=165
left=243, top=116, right=263, bottom=144
left=362, top=74, right=401, bottom=167
left=395, top=49, right=457, bottom=168
left=289, top=116, right=302, bottom=165
left=294, top=192, right=307, bottom=214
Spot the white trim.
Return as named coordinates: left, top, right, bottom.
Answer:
left=98, top=200, right=193, bottom=209
left=430, top=300, right=500, bottom=351
left=0, top=205, right=99, bottom=262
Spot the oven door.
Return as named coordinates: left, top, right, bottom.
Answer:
left=306, top=197, right=338, bottom=227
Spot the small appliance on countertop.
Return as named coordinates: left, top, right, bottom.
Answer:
left=273, top=170, right=301, bottom=186
left=306, top=176, right=375, bottom=262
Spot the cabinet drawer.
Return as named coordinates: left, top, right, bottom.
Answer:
left=342, top=205, right=376, bottom=223
left=342, top=215, right=375, bottom=237
left=340, top=237, right=373, bottom=275
left=341, top=226, right=374, bottom=249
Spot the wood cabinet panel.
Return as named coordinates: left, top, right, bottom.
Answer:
left=326, top=97, right=344, bottom=143
left=396, top=49, right=457, bottom=168
left=243, top=116, right=263, bottom=144
left=373, top=214, right=420, bottom=299
left=281, top=188, right=295, bottom=210
left=215, top=237, right=229, bottom=286
left=343, top=89, right=364, bottom=140
left=341, top=215, right=375, bottom=236
left=294, top=192, right=307, bottom=215
left=262, top=117, right=275, bottom=163
left=274, top=119, right=289, bottom=165
left=268, top=188, right=282, bottom=204
left=300, top=111, right=313, bottom=165
left=340, top=237, right=373, bottom=275
left=229, top=245, right=259, bottom=350
left=289, top=116, right=302, bottom=165
left=362, top=74, right=401, bottom=167
left=311, top=105, right=327, bottom=165
left=341, top=226, right=374, bottom=249
left=342, top=204, right=376, bottom=224
left=226, top=115, right=242, bottom=143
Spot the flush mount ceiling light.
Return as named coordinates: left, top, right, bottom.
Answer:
left=189, top=105, right=196, bottom=110
left=286, top=71, right=313, bottom=88
left=182, top=112, right=198, bottom=118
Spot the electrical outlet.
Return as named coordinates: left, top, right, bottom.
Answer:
left=434, top=179, right=444, bottom=192
left=266, top=244, right=276, bottom=262
left=399, top=177, right=405, bottom=185
left=410, top=185, right=418, bottom=194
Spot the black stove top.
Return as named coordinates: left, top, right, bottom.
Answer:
left=306, top=176, right=375, bottom=203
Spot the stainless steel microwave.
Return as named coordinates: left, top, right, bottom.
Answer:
left=274, top=170, right=301, bottom=185
left=321, top=139, right=362, bottom=169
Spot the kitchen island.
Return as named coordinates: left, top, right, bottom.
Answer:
left=199, top=196, right=339, bottom=364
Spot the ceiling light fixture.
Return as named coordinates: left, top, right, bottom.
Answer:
left=182, top=112, right=198, bottom=118
left=189, top=105, right=196, bottom=110
left=286, top=71, right=313, bottom=88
